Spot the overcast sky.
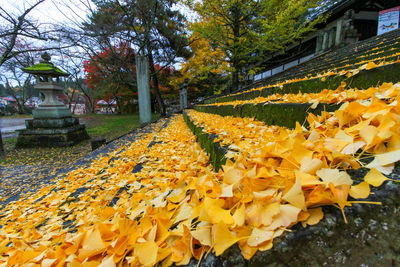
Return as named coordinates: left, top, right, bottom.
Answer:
left=2, top=0, right=91, bottom=26
left=2, top=0, right=196, bottom=27
left=1, top=0, right=196, bottom=77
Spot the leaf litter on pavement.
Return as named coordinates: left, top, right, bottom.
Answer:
left=0, top=82, right=399, bottom=265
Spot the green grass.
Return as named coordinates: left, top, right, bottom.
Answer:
left=1, top=114, right=32, bottom=118
left=80, top=113, right=159, bottom=140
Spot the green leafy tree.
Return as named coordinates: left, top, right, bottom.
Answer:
left=171, top=32, right=230, bottom=96
left=186, top=0, right=324, bottom=92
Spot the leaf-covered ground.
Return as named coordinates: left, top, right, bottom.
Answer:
left=0, top=82, right=399, bottom=265
left=220, top=55, right=400, bottom=101
left=0, top=114, right=158, bottom=207
left=200, top=82, right=398, bottom=107
left=0, top=55, right=399, bottom=265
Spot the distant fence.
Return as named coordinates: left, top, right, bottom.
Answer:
left=254, top=53, right=315, bottom=81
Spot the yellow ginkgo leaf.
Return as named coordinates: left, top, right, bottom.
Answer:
left=266, top=204, right=301, bottom=230
left=134, top=241, right=158, bottom=266
left=300, top=158, right=324, bottom=174
left=174, top=203, right=193, bottom=224
left=98, top=256, right=116, bottom=267
left=232, top=204, right=245, bottom=227
left=360, top=125, right=377, bottom=146
left=212, top=221, right=240, bottom=256
left=316, top=168, right=353, bottom=187
left=364, top=168, right=390, bottom=187
left=41, top=258, right=57, bottom=267
left=282, top=177, right=306, bottom=210
left=376, top=149, right=400, bottom=166
left=291, top=142, right=314, bottom=164
left=78, top=229, right=107, bottom=260
left=295, top=171, right=323, bottom=186
left=310, top=100, right=319, bottom=109
left=247, top=228, right=274, bottom=247
left=365, top=158, right=394, bottom=175
left=223, top=166, right=243, bottom=184
left=220, top=184, right=234, bottom=198
left=341, top=141, right=366, bottom=155
left=200, top=197, right=234, bottom=225
left=304, top=207, right=324, bottom=226
left=365, top=61, right=377, bottom=70
left=349, top=182, right=370, bottom=199
left=191, top=227, right=212, bottom=247
left=246, top=202, right=280, bottom=227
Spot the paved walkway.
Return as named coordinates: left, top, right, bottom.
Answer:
left=0, top=118, right=26, bottom=138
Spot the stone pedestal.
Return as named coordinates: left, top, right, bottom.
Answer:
left=16, top=117, right=89, bottom=148
left=15, top=82, right=89, bottom=148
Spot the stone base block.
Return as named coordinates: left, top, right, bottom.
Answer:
left=25, top=117, right=79, bottom=129
left=33, top=107, right=72, bottom=119
left=15, top=124, right=90, bottom=148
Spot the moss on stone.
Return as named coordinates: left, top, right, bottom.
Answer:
left=206, top=62, right=400, bottom=104
left=23, top=63, right=69, bottom=76
left=195, top=103, right=340, bottom=128
left=183, top=110, right=228, bottom=171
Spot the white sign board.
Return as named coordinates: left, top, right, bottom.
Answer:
left=378, top=7, right=400, bottom=35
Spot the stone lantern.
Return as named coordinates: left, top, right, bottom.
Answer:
left=16, top=52, right=89, bottom=147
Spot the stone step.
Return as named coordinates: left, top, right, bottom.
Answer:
left=223, top=30, right=400, bottom=102
left=183, top=103, right=400, bottom=266
left=277, top=50, right=400, bottom=82
left=187, top=182, right=400, bottom=266
left=278, top=40, right=400, bottom=77
left=249, top=49, right=400, bottom=93
left=183, top=111, right=228, bottom=171
left=25, top=117, right=80, bottom=129
left=206, top=62, right=400, bottom=104
left=15, top=124, right=89, bottom=148
left=294, top=49, right=400, bottom=78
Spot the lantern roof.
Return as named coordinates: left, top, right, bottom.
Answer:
left=22, top=52, right=69, bottom=77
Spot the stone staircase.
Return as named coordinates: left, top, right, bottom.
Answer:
left=181, top=30, right=400, bottom=265
left=249, top=28, right=400, bottom=90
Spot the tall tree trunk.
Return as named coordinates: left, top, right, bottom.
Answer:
left=232, top=62, right=239, bottom=93
left=82, top=94, right=95, bottom=113
left=16, top=100, right=24, bottom=114
left=0, top=130, right=5, bottom=159
left=231, top=4, right=241, bottom=93
left=113, top=94, right=122, bottom=114
left=148, top=53, right=166, bottom=116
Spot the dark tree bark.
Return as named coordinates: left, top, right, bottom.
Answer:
left=230, top=4, right=241, bottom=93
left=0, top=130, right=5, bottom=159
left=148, top=52, right=166, bottom=116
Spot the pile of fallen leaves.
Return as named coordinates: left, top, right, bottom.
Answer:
left=0, top=84, right=399, bottom=265
left=224, top=56, right=400, bottom=100
left=201, top=82, right=400, bottom=107
left=0, top=117, right=215, bottom=265
left=185, top=86, right=400, bottom=255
